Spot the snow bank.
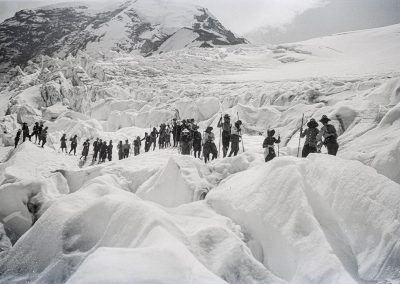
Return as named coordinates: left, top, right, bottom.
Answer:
left=0, top=174, right=284, bottom=283
left=207, top=155, right=400, bottom=283
left=137, top=156, right=210, bottom=207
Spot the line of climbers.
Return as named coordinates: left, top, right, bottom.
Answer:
left=13, top=114, right=338, bottom=164
left=262, top=115, right=339, bottom=163
left=13, top=121, right=48, bottom=148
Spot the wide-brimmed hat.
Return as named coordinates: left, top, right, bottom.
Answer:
left=319, top=115, right=331, bottom=123
left=307, top=118, right=319, bottom=128
left=267, top=129, right=275, bottom=136
left=206, top=126, right=213, bottom=132
left=224, top=114, right=230, bottom=119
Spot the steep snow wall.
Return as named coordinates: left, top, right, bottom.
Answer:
left=207, top=155, right=400, bottom=283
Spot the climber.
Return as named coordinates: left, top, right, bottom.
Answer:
left=217, top=114, right=232, bottom=158
left=31, top=122, right=39, bottom=143
left=203, top=126, right=218, bottom=163
left=176, top=121, right=182, bottom=147
left=180, top=128, right=192, bottom=155
left=300, top=118, right=320, bottom=157
left=229, top=120, right=242, bottom=157
left=317, top=115, right=339, bottom=156
left=60, top=133, right=67, bottom=153
left=144, top=132, right=151, bottom=152
left=159, top=124, right=166, bottom=149
left=123, top=140, right=130, bottom=158
left=69, top=135, right=78, bottom=155
left=150, top=127, right=158, bottom=151
left=92, top=138, right=101, bottom=162
left=165, top=125, right=171, bottom=147
left=22, top=122, right=30, bottom=142
left=14, top=129, right=21, bottom=148
left=134, top=136, right=142, bottom=156
left=98, top=141, right=108, bottom=163
left=117, top=141, right=124, bottom=160
left=40, top=127, right=48, bottom=148
left=37, top=122, right=44, bottom=145
left=192, top=125, right=202, bottom=159
left=172, top=119, right=178, bottom=147
left=107, top=140, right=113, bottom=161
left=80, top=139, right=90, bottom=161
left=263, top=129, right=280, bottom=162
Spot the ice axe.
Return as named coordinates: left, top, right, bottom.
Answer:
left=297, top=114, right=305, bottom=158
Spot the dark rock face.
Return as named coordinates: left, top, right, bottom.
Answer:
left=0, top=1, right=247, bottom=72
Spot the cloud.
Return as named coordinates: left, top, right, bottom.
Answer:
left=0, top=0, right=328, bottom=35
left=176, top=0, right=328, bottom=34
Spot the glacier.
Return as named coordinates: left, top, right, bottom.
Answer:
left=0, top=4, right=400, bottom=283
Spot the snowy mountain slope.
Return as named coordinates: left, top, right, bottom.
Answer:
left=0, top=0, right=247, bottom=72
left=1, top=23, right=400, bottom=283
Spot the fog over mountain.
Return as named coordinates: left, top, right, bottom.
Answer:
left=246, top=0, right=400, bottom=44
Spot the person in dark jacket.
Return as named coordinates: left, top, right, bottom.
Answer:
left=14, top=129, right=21, bottom=148
left=180, top=128, right=192, bottom=155
left=144, top=133, right=151, bottom=152
left=192, top=125, right=202, bottom=159
left=150, top=128, right=158, bottom=151
left=80, top=139, right=90, bottom=160
left=37, top=122, right=44, bottom=145
left=69, top=135, right=78, bottom=155
left=300, top=118, right=320, bottom=158
left=217, top=114, right=232, bottom=158
left=22, top=122, right=30, bottom=142
left=99, top=141, right=108, bottom=163
left=92, top=138, right=100, bottom=162
left=317, top=115, right=339, bottom=156
left=134, top=136, right=142, bottom=156
left=263, top=129, right=280, bottom=162
left=40, top=127, right=48, bottom=148
left=117, top=141, right=124, bottom=160
left=123, top=140, right=130, bottom=158
left=107, top=140, right=113, bottom=161
left=203, top=126, right=218, bottom=163
left=229, top=120, right=242, bottom=157
left=60, top=134, right=67, bottom=153
left=31, top=122, right=39, bottom=143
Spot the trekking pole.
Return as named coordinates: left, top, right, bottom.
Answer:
left=218, top=113, right=222, bottom=158
left=237, top=112, right=245, bottom=152
left=297, top=114, right=304, bottom=158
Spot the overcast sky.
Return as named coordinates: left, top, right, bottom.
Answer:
left=0, top=0, right=327, bottom=34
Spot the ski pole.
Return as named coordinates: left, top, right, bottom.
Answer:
left=297, top=114, right=304, bottom=157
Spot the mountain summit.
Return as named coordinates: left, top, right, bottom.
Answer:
left=0, top=0, right=247, bottom=72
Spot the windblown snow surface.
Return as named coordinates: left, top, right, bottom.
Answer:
left=1, top=23, right=400, bottom=283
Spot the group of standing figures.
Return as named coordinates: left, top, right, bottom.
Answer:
left=14, top=122, right=48, bottom=148
left=13, top=114, right=339, bottom=165
left=262, top=114, right=340, bottom=163
left=60, top=134, right=114, bottom=164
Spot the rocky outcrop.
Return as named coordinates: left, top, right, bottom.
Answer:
left=0, top=0, right=247, bottom=72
